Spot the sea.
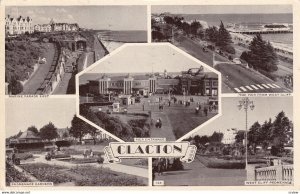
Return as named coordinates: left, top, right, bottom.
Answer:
left=182, top=13, right=293, bottom=47
left=97, top=30, right=147, bottom=43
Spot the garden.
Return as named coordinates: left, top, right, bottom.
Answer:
left=17, top=163, right=146, bottom=186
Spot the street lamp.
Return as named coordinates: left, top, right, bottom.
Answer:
left=238, top=97, right=255, bottom=171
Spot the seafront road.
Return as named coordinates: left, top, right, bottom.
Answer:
left=21, top=43, right=55, bottom=94
left=174, top=36, right=290, bottom=93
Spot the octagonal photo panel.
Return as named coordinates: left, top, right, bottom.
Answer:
left=77, top=43, right=221, bottom=142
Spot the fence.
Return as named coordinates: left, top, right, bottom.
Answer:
left=255, top=165, right=293, bottom=181
left=36, top=41, right=65, bottom=95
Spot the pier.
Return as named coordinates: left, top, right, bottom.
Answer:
left=228, top=28, right=292, bottom=35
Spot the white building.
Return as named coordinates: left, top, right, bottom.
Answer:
left=5, top=15, right=34, bottom=35
left=222, top=128, right=238, bottom=145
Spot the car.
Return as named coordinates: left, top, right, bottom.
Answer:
left=233, top=58, right=242, bottom=65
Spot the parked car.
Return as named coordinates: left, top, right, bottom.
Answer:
left=233, top=58, right=242, bottom=65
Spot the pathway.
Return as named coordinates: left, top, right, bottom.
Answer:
left=150, top=110, right=176, bottom=141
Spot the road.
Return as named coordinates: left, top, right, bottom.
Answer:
left=21, top=43, right=55, bottom=94
left=154, top=154, right=246, bottom=186
left=174, top=36, right=290, bottom=93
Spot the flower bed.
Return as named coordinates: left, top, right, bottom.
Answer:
left=21, top=163, right=75, bottom=184
left=6, top=162, right=30, bottom=185
left=52, top=153, right=71, bottom=159
left=198, top=156, right=245, bottom=169
left=70, top=166, right=145, bottom=186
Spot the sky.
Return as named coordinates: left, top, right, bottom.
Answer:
left=5, top=6, right=147, bottom=31
left=84, top=44, right=213, bottom=74
left=152, top=5, right=292, bottom=14
left=194, top=97, right=293, bottom=137
left=5, top=98, right=76, bottom=138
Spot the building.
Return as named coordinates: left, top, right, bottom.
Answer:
left=83, top=67, right=218, bottom=97
left=17, top=130, right=41, bottom=143
left=222, top=128, right=238, bottom=145
left=5, top=15, right=34, bottom=35
left=34, top=24, right=52, bottom=32
left=34, top=19, right=79, bottom=33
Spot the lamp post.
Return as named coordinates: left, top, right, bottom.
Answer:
left=238, top=97, right=255, bottom=172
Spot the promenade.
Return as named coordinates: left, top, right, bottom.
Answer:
left=154, top=154, right=246, bottom=186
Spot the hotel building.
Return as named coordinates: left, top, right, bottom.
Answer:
left=5, top=15, right=34, bottom=35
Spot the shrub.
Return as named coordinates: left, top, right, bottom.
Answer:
left=55, top=140, right=71, bottom=147
left=222, top=45, right=235, bottom=54
left=170, top=158, right=184, bottom=171
left=198, top=156, right=245, bottom=169
left=6, top=162, right=31, bottom=185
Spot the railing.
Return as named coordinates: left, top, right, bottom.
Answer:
left=255, top=165, right=293, bottom=181
left=36, top=41, right=65, bottom=95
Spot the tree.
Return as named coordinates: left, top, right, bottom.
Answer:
left=241, top=34, right=278, bottom=72
left=235, top=130, right=245, bottom=144
left=205, top=26, right=219, bottom=43
left=163, top=16, right=174, bottom=25
left=87, top=126, right=100, bottom=145
left=190, top=20, right=202, bottom=37
left=27, top=126, right=39, bottom=135
left=9, top=76, right=23, bottom=95
left=248, top=121, right=261, bottom=154
left=259, top=119, right=273, bottom=150
left=271, top=111, right=291, bottom=152
left=69, top=115, right=89, bottom=142
left=217, top=21, right=232, bottom=48
left=209, top=132, right=223, bottom=143
left=181, top=22, right=191, bottom=35
left=39, top=122, right=58, bottom=141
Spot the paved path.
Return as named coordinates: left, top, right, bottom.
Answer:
left=23, top=154, right=148, bottom=179
left=154, top=155, right=246, bottom=186
left=150, top=110, right=176, bottom=141
left=22, top=43, right=55, bottom=94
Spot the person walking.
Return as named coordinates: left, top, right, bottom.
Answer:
left=204, top=107, right=208, bottom=117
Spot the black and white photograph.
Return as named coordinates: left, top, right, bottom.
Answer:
left=5, top=6, right=147, bottom=95
left=152, top=97, right=293, bottom=186
left=5, top=98, right=148, bottom=186
left=151, top=5, right=293, bottom=93
left=79, top=44, right=219, bottom=141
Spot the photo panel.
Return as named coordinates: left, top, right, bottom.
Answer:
left=152, top=97, right=293, bottom=186
left=151, top=5, right=293, bottom=94
left=5, top=6, right=147, bottom=95
left=5, top=98, right=148, bottom=186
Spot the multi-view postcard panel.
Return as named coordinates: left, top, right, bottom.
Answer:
left=5, top=6, right=147, bottom=95
left=4, top=3, right=295, bottom=189
left=78, top=44, right=220, bottom=141
left=152, top=5, right=293, bottom=94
